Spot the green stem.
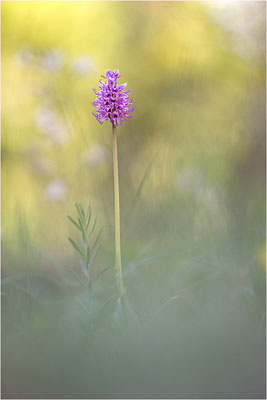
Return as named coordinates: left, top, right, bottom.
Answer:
left=112, top=122, right=125, bottom=300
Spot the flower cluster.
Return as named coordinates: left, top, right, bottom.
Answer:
left=92, top=69, right=133, bottom=126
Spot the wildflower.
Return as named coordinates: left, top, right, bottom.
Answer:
left=72, top=55, right=94, bottom=75
left=82, top=145, right=108, bottom=167
left=35, top=107, right=69, bottom=144
left=45, top=180, right=66, bottom=201
left=40, top=50, right=64, bottom=72
left=91, top=69, right=134, bottom=315
left=92, top=69, right=133, bottom=126
left=16, top=47, right=33, bottom=66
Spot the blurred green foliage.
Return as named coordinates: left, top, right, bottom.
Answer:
left=1, top=1, right=266, bottom=398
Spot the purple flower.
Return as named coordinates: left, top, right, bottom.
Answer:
left=92, top=69, right=133, bottom=126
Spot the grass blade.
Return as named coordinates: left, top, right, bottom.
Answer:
left=128, top=136, right=169, bottom=221
left=95, top=266, right=112, bottom=282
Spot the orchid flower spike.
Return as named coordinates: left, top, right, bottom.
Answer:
left=92, top=68, right=134, bottom=127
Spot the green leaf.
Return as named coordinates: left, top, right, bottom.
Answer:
left=75, top=202, right=84, bottom=221
left=70, top=270, right=85, bottom=286
left=88, top=243, right=101, bottom=269
left=86, top=204, right=91, bottom=229
left=78, top=203, right=85, bottom=219
left=77, top=216, right=84, bottom=230
left=87, top=216, right=97, bottom=239
left=68, top=237, right=84, bottom=257
left=95, top=266, right=111, bottom=281
left=79, top=260, right=88, bottom=277
left=86, top=203, right=91, bottom=217
left=67, top=215, right=81, bottom=231
left=77, top=217, right=86, bottom=241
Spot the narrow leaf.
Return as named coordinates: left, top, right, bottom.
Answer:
left=80, top=260, right=88, bottom=277
left=88, top=242, right=101, bottom=269
left=75, top=202, right=84, bottom=221
left=78, top=217, right=86, bottom=241
left=77, top=216, right=83, bottom=229
left=79, top=203, right=85, bottom=219
left=86, top=204, right=91, bottom=229
left=67, top=215, right=81, bottom=231
left=87, top=216, right=97, bottom=239
left=68, top=237, right=84, bottom=257
left=70, top=270, right=86, bottom=286
left=95, top=266, right=111, bottom=281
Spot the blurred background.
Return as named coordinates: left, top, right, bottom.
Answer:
left=2, top=1, right=266, bottom=398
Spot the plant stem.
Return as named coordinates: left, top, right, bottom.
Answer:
left=112, top=122, right=125, bottom=300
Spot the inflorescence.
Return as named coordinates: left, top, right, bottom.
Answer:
left=92, top=69, right=133, bottom=126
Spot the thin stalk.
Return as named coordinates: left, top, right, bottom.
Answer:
left=112, top=122, right=126, bottom=301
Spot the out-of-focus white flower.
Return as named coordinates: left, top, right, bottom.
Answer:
left=82, top=145, right=108, bottom=167
left=200, top=187, right=221, bottom=210
left=40, top=50, right=64, bottom=72
left=45, top=180, right=66, bottom=201
left=35, top=107, right=69, bottom=144
left=207, top=2, right=265, bottom=64
left=15, top=47, right=33, bottom=66
left=72, top=55, right=94, bottom=75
